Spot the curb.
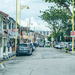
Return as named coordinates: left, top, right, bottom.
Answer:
left=0, top=53, right=16, bottom=64
left=61, top=49, right=75, bottom=55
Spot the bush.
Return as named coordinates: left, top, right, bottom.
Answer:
left=45, top=45, right=50, bottom=47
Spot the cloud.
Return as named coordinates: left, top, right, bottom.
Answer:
left=0, top=0, right=54, bottom=31
left=19, top=17, right=50, bottom=31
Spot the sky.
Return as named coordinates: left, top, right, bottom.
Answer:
left=0, top=0, right=72, bottom=31
left=0, top=0, right=56, bottom=31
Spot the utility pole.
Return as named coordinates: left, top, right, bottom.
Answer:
left=51, top=24, right=53, bottom=47
left=19, top=4, right=29, bottom=43
left=29, top=18, right=30, bottom=39
left=72, top=0, right=74, bottom=52
left=15, top=0, right=17, bottom=52
left=19, top=3, right=21, bottom=44
left=27, top=21, right=29, bottom=43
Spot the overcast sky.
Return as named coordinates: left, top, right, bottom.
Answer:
left=0, top=0, right=72, bottom=31
left=0, top=0, right=56, bottom=31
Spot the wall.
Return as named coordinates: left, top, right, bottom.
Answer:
left=0, top=37, right=2, bottom=47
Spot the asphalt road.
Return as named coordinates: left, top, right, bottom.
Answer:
left=0, top=47, right=75, bottom=75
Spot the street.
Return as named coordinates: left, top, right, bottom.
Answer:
left=0, top=47, right=75, bottom=75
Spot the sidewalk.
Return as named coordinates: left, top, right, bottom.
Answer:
left=68, top=51, right=75, bottom=55
left=0, top=52, right=16, bottom=63
left=61, top=48, right=75, bottom=55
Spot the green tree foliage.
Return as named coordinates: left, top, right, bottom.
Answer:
left=47, top=36, right=51, bottom=41
left=44, top=0, right=72, bottom=15
left=40, top=0, right=75, bottom=41
left=40, top=7, right=72, bottom=41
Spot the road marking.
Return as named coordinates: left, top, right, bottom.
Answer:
left=9, top=56, right=16, bottom=59
left=0, top=56, right=16, bottom=64
left=0, top=61, right=7, bottom=64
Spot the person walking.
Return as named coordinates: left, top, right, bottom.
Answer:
left=7, top=42, right=10, bottom=51
left=11, top=42, right=14, bottom=51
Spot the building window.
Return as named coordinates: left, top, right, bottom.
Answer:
left=3, top=22, right=6, bottom=29
left=43, top=31, right=45, bottom=35
left=40, top=31, right=42, bottom=34
left=9, top=23, right=11, bottom=29
left=0, top=21, right=2, bottom=30
left=12, top=23, right=15, bottom=29
left=47, top=31, right=49, bottom=35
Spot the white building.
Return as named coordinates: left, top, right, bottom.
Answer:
left=38, top=30, right=51, bottom=37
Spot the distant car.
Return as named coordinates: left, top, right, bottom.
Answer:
left=39, top=42, right=44, bottom=47
left=68, top=44, right=75, bottom=51
left=55, top=43, right=61, bottom=49
left=60, top=43, right=67, bottom=49
left=16, top=43, right=32, bottom=56
left=45, top=41, right=50, bottom=47
left=53, top=42, right=58, bottom=47
left=67, top=42, right=72, bottom=48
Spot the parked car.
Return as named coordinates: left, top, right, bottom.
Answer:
left=45, top=41, right=50, bottom=47
left=67, top=42, right=72, bottom=48
left=55, top=43, right=61, bottom=49
left=39, top=42, right=44, bottom=47
left=60, top=43, right=67, bottom=49
left=16, top=43, right=32, bottom=56
left=68, top=43, right=75, bottom=51
left=53, top=42, right=58, bottom=47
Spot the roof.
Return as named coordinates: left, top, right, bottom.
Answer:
left=0, top=11, right=8, bottom=16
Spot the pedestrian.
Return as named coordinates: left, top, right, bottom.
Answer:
left=11, top=42, right=14, bottom=51
left=7, top=42, right=10, bottom=51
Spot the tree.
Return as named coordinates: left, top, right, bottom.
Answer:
left=47, top=36, right=51, bottom=41
left=40, top=7, right=72, bottom=41
left=44, top=0, right=73, bottom=15
left=40, top=0, right=75, bottom=41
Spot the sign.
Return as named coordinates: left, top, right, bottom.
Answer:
left=23, top=35, right=29, bottom=39
left=9, top=29, right=19, bottom=37
left=71, top=31, right=75, bottom=37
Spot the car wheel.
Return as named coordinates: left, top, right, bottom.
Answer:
left=16, top=53, right=19, bottom=56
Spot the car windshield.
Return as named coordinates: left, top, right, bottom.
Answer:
left=46, top=42, right=50, bottom=44
left=18, top=44, right=27, bottom=47
left=40, top=42, right=43, bottom=44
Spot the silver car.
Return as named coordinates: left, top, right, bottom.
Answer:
left=39, top=42, right=44, bottom=47
left=55, top=43, right=61, bottom=49
left=16, top=43, right=32, bottom=56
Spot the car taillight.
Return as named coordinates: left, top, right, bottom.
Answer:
left=16, top=46, right=18, bottom=50
left=27, top=46, right=29, bottom=49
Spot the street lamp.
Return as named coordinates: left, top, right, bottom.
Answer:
left=72, top=0, right=74, bottom=52
left=68, top=0, right=74, bottom=52
left=68, top=0, right=75, bottom=52
left=19, top=3, right=29, bottom=43
left=15, top=0, right=17, bottom=52
left=51, top=23, right=53, bottom=47
left=27, top=19, right=33, bottom=43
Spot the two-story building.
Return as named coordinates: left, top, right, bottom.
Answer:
left=0, top=11, right=10, bottom=58
left=0, top=11, right=20, bottom=59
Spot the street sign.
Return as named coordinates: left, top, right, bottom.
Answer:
left=71, top=31, right=75, bottom=37
left=23, top=35, right=29, bottom=39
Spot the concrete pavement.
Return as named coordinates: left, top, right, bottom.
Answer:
left=0, top=47, right=75, bottom=75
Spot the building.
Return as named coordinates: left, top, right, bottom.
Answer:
left=0, top=11, right=10, bottom=58
left=0, top=11, right=20, bottom=59
left=39, top=31, right=51, bottom=37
